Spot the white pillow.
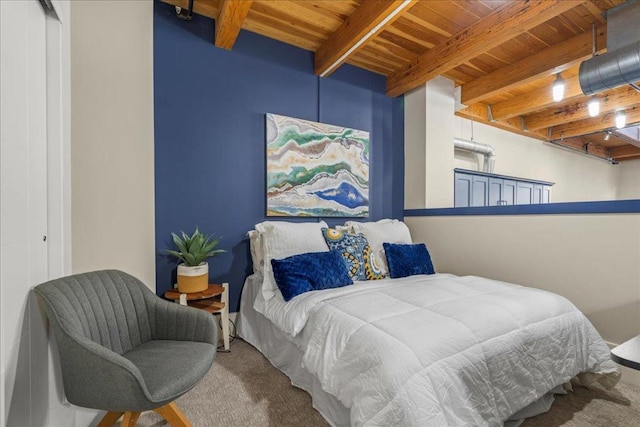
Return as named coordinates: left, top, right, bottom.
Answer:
left=255, top=220, right=329, bottom=300
left=344, top=219, right=412, bottom=276
left=247, top=230, right=263, bottom=276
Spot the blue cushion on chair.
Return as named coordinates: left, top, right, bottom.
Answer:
left=383, top=243, right=435, bottom=279
left=271, top=250, right=353, bottom=301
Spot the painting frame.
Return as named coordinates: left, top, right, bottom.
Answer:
left=265, top=113, right=370, bottom=217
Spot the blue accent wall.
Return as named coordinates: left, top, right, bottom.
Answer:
left=153, top=2, right=404, bottom=309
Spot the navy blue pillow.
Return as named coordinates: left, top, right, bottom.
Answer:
left=383, top=243, right=435, bottom=279
left=271, top=250, right=353, bottom=301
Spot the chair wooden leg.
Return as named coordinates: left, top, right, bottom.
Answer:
left=154, top=401, right=192, bottom=427
left=97, top=411, right=124, bottom=427
left=121, top=412, right=141, bottom=427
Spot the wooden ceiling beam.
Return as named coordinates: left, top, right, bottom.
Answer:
left=583, top=1, right=607, bottom=24
left=609, top=144, right=640, bottom=159
left=489, top=74, right=584, bottom=121
left=461, top=24, right=606, bottom=105
left=525, top=86, right=640, bottom=131
left=314, top=0, right=417, bottom=77
left=457, top=102, right=547, bottom=141
left=554, top=137, right=610, bottom=159
left=215, top=0, right=253, bottom=50
left=386, top=0, right=583, bottom=98
left=550, top=104, right=640, bottom=140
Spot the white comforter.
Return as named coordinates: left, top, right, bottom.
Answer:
left=257, top=274, right=619, bottom=426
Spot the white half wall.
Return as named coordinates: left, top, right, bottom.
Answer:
left=406, top=214, right=640, bottom=383
left=71, top=0, right=155, bottom=289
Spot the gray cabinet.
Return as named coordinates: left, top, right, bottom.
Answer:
left=455, top=173, right=490, bottom=207
left=489, top=178, right=516, bottom=206
left=471, top=175, right=488, bottom=207
left=517, top=182, right=533, bottom=205
left=454, top=173, right=472, bottom=207
left=454, top=169, right=553, bottom=207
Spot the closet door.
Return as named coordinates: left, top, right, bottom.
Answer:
left=1, top=1, right=50, bottom=425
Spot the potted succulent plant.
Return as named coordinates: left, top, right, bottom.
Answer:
left=165, top=228, right=225, bottom=293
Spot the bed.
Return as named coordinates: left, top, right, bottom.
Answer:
left=237, top=220, right=619, bottom=426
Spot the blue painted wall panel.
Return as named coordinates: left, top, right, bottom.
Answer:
left=154, top=2, right=404, bottom=309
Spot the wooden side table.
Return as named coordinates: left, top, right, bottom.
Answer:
left=164, top=283, right=230, bottom=351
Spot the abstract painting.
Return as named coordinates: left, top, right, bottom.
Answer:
left=266, top=113, right=369, bottom=217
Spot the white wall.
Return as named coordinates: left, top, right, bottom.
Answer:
left=404, top=86, right=427, bottom=209
left=71, top=0, right=156, bottom=288
left=424, top=77, right=455, bottom=208
left=70, top=2, right=155, bottom=424
left=405, top=77, right=455, bottom=209
left=616, top=158, right=640, bottom=199
left=454, top=118, right=620, bottom=203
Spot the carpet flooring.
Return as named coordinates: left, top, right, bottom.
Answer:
left=136, top=339, right=640, bottom=427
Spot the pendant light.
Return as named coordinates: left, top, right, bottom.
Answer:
left=615, top=110, right=627, bottom=129
left=552, top=74, right=565, bottom=102
left=587, top=97, right=600, bottom=117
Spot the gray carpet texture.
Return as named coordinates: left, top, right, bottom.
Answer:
left=136, top=339, right=640, bottom=427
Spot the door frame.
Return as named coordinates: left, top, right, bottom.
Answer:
left=45, top=0, right=71, bottom=280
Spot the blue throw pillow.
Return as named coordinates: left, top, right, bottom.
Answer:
left=383, top=243, right=435, bottom=279
left=271, top=250, right=353, bottom=301
left=322, top=228, right=384, bottom=281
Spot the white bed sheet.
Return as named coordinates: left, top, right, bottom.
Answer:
left=244, top=273, right=618, bottom=426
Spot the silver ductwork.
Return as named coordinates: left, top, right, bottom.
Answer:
left=579, top=0, right=640, bottom=95
left=580, top=41, right=640, bottom=95
left=454, top=137, right=495, bottom=173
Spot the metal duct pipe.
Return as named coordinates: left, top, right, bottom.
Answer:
left=579, top=0, right=640, bottom=95
left=454, top=137, right=495, bottom=173
left=579, top=41, right=640, bottom=95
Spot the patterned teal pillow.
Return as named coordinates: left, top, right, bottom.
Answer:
left=322, top=228, right=384, bottom=281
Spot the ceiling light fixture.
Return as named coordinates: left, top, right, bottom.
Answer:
left=604, top=130, right=611, bottom=141
left=552, top=74, right=565, bottom=102
left=587, top=97, right=600, bottom=117
left=615, top=110, right=627, bottom=129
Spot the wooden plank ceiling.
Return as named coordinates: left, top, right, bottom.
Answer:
left=163, top=0, right=640, bottom=162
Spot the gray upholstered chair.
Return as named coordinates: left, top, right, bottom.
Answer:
left=34, top=269, right=217, bottom=427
